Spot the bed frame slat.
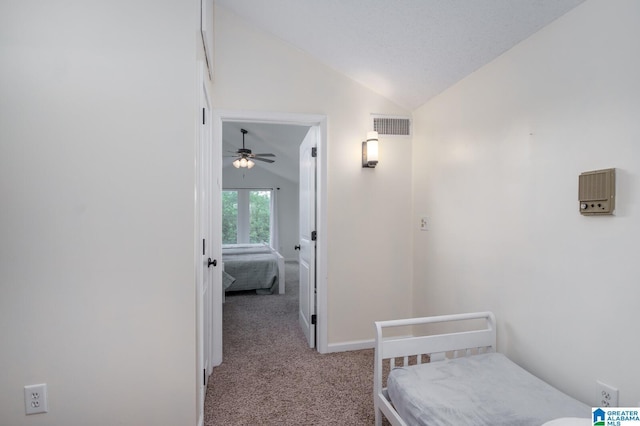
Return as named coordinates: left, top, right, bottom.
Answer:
left=380, top=328, right=495, bottom=360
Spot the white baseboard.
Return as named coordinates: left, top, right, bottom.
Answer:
left=326, top=339, right=375, bottom=353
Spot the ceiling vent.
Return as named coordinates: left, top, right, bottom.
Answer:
left=372, top=115, right=411, bottom=136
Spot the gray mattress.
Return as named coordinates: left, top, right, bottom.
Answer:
left=387, top=353, right=590, bottom=426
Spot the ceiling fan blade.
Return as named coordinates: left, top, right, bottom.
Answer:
left=251, top=153, right=275, bottom=157
left=252, top=157, right=275, bottom=163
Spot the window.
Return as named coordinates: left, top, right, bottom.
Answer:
left=222, top=189, right=272, bottom=245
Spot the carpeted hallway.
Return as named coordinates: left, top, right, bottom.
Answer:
left=204, top=261, right=384, bottom=425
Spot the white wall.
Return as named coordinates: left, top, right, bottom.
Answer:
left=0, top=1, right=199, bottom=425
left=412, top=0, right=640, bottom=406
left=213, top=5, right=413, bottom=345
left=223, top=165, right=300, bottom=260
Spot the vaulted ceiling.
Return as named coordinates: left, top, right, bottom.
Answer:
left=216, top=0, right=585, bottom=110
left=218, top=0, right=586, bottom=182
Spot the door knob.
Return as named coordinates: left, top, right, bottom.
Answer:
left=208, top=258, right=217, bottom=268
left=294, top=245, right=300, bottom=250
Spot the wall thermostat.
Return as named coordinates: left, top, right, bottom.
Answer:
left=578, top=168, right=615, bottom=215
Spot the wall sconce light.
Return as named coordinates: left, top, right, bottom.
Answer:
left=233, top=158, right=255, bottom=169
left=362, top=131, right=379, bottom=168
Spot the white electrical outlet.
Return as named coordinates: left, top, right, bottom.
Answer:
left=24, top=383, right=48, bottom=415
left=597, top=380, right=619, bottom=407
left=420, top=216, right=429, bottom=231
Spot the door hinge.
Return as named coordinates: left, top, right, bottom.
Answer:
left=202, top=108, right=205, bottom=125
left=203, top=368, right=206, bottom=385
left=311, top=231, right=317, bottom=241
left=311, top=314, right=317, bottom=325
left=202, top=238, right=206, bottom=255
left=311, top=147, right=317, bottom=157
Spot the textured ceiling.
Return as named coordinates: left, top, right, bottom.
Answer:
left=218, top=0, right=586, bottom=182
left=216, top=0, right=585, bottom=110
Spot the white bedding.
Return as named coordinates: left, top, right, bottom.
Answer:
left=387, top=353, right=590, bottom=426
left=221, top=244, right=285, bottom=294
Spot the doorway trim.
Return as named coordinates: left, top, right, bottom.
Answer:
left=212, top=109, right=329, bottom=356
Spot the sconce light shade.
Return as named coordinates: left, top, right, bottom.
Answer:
left=362, top=131, right=379, bottom=168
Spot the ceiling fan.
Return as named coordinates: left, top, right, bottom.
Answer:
left=226, top=129, right=276, bottom=169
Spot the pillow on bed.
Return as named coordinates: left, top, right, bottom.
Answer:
left=542, top=418, right=590, bottom=426
left=222, top=245, right=273, bottom=255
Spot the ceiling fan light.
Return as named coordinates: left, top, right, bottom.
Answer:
left=232, top=128, right=275, bottom=170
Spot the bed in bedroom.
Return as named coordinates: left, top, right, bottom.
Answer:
left=222, top=244, right=285, bottom=295
left=374, top=312, right=591, bottom=426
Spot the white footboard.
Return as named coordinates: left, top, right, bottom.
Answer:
left=373, top=311, right=496, bottom=426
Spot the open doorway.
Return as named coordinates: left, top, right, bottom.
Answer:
left=212, top=110, right=328, bottom=362
left=221, top=122, right=308, bottom=262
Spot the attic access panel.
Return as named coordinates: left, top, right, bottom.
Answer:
left=579, top=168, right=615, bottom=215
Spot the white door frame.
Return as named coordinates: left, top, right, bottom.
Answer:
left=212, top=109, right=329, bottom=355
left=196, top=62, right=214, bottom=426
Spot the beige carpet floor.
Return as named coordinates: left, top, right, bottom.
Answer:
left=204, top=261, right=389, bottom=425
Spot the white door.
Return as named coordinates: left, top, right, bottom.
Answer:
left=201, top=87, right=216, bottom=379
left=299, top=127, right=317, bottom=348
left=197, top=74, right=222, bottom=426
left=210, top=112, right=223, bottom=368
left=196, top=74, right=213, bottom=421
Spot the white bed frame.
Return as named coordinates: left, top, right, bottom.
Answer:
left=374, top=311, right=497, bottom=426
